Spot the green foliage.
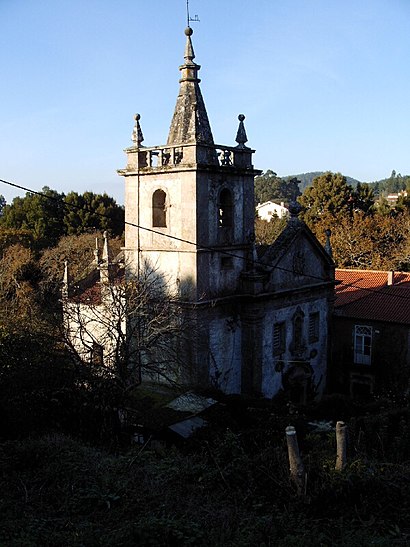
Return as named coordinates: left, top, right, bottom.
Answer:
left=299, top=171, right=353, bottom=224
left=0, top=188, right=124, bottom=249
left=368, top=170, right=410, bottom=196
left=285, top=171, right=361, bottom=192
left=352, top=182, right=375, bottom=214
left=255, top=170, right=301, bottom=205
left=0, top=194, right=6, bottom=216
left=1, top=187, right=65, bottom=248
left=64, top=191, right=124, bottom=237
left=255, top=215, right=288, bottom=245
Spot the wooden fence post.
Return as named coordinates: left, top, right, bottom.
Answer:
left=335, top=420, right=347, bottom=471
left=286, top=426, right=305, bottom=495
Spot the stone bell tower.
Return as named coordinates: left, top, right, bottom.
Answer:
left=118, top=27, right=260, bottom=302
left=119, top=27, right=262, bottom=392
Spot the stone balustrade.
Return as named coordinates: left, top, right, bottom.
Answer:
left=123, top=142, right=254, bottom=172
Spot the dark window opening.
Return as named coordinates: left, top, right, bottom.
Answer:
left=294, top=315, right=303, bottom=350
left=308, top=312, right=320, bottom=343
left=218, top=188, right=233, bottom=228
left=273, top=322, right=286, bottom=355
left=152, top=189, right=167, bottom=227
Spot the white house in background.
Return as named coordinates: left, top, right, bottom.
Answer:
left=256, top=201, right=289, bottom=221
left=386, top=190, right=407, bottom=205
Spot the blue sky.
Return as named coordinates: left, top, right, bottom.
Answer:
left=1, top=0, right=409, bottom=205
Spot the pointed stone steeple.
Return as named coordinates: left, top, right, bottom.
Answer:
left=167, top=27, right=214, bottom=145
left=99, top=231, right=113, bottom=284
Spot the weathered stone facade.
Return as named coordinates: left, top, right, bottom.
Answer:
left=118, top=27, right=335, bottom=400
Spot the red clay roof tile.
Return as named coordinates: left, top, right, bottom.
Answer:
left=335, top=269, right=410, bottom=324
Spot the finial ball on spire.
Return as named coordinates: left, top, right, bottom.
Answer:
left=185, top=26, right=193, bottom=36
left=238, top=114, right=245, bottom=122
left=134, top=113, right=141, bottom=121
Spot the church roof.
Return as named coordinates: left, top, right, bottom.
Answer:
left=167, top=27, right=215, bottom=146
left=70, top=268, right=124, bottom=305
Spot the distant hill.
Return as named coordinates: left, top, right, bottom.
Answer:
left=283, top=172, right=362, bottom=192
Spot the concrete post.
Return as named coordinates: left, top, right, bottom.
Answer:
left=335, top=421, right=347, bottom=471
left=286, top=426, right=305, bottom=495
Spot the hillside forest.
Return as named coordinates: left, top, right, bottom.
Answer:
left=1, top=181, right=410, bottom=544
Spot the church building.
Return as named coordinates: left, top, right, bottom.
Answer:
left=116, top=26, right=336, bottom=401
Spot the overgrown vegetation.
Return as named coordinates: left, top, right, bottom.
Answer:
left=2, top=390, right=410, bottom=545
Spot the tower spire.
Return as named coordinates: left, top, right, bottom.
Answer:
left=167, top=27, right=214, bottom=145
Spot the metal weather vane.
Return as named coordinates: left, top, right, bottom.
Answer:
left=186, top=0, right=200, bottom=26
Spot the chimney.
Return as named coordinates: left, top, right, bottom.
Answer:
left=388, top=271, right=395, bottom=286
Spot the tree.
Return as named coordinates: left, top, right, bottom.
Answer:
left=0, top=227, right=33, bottom=255
left=0, top=195, right=5, bottom=217
left=322, top=211, right=408, bottom=270
left=0, top=244, right=43, bottom=332
left=63, top=192, right=124, bottom=237
left=254, top=170, right=280, bottom=204
left=376, top=196, right=392, bottom=216
left=255, top=216, right=287, bottom=245
left=254, top=171, right=301, bottom=205
left=1, top=188, right=125, bottom=249
left=352, top=182, right=375, bottom=215
left=39, top=232, right=123, bottom=304
left=0, top=187, right=65, bottom=248
left=299, top=171, right=353, bottom=225
left=63, top=265, right=189, bottom=394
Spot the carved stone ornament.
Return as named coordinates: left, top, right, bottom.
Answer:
left=293, top=251, right=305, bottom=275
left=235, top=114, right=248, bottom=148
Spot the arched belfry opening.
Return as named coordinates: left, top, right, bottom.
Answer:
left=152, top=189, right=167, bottom=228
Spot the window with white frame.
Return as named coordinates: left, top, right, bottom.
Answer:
left=354, top=325, right=372, bottom=365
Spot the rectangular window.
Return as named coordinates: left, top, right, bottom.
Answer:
left=308, top=312, right=320, bottom=343
left=354, top=325, right=372, bottom=365
left=273, top=322, right=286, bottom=355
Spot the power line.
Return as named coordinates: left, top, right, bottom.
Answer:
left=1, top=176, right=410, bottom=304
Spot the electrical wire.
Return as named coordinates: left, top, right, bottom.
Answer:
left=1, top=176, right=410, bottom=303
